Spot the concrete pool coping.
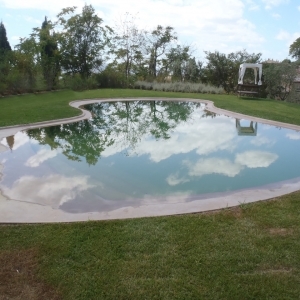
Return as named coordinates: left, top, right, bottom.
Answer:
left=0, top=97, right=300, bottom=223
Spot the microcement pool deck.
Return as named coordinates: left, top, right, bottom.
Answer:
left=1, top=97, right=300, bottom=223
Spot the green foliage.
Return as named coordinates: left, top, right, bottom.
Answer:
left=263, top=62, right=298, bottom=101
left=10, top=37, right=42, bottom=93
left=63, top=74, right=98, bottom=91
left=25, top=101, right=194, bottom=164
left=161, top=45, right=202, bottom=82
left=204, top=50, right=262, bottom=93
left=0, top=21, right=11, bottom=53
left=147, top=25, right=177, bottom=78
left=289, top=37, right=300, bottom=60
left=57, top=4, right=113, bottom=79
left=39, top=17, right=60, bottom=90
left=0, top=37, right=46, bottom=95
left=96, top=67, right=127, bottom=88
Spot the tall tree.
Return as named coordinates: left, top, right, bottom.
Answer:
left=113, top=13, right=145, bottom=83
left=40, top=17, right=60, bottom=89
left=0, top=21, right=11, bottom=53
left=57, top=4, right=113, bottom=78
left=146, top=25, right=177, bottom=78
left=163, top=45, right=191, bottom=81
left=0, top=22, right=12, bottom=94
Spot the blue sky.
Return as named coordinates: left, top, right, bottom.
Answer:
left=0, top=0, right=299, bottom=62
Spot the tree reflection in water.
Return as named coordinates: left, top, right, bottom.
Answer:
left=26, top=101, right=200, bottom=165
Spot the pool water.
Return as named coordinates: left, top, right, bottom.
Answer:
left=0, top=100, right=300, bottom=213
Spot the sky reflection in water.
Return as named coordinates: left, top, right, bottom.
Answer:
left=0, top=100, right=300, bottom=213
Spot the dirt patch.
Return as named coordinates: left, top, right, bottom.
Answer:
left=0, top=248, right=61, bottom=300
left=240, top=269, right=293, bottom=276
left=268, top=228, right=294, bottom=236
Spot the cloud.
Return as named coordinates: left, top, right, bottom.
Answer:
left=272, top=13, right=281, bottom=19
left=276, top=29, right=291, bottom=40
left=185, top=157, right=243, bottom=177
left=127, top=111, right=237, bottom=162
left=1, top=174, right=93, bottom=208
left=11, top=36, right=20, bottom=41
left=276, top=30, right=300, bottom=47
left=0, top=0, right=264, bottom=55
left=262, top=0, right=289, bottom=10
left=235, top=150, right=278, bottom=168
left=101, top=108, right=237, bottom=163
left=181, top=150, right=278, bottom=179
left=286, top=132, right=300, bottom=140
left=250, top=135, right=275, bottom=146
left=25, top=148, right=60, bottom=167
left=0, top=132, right=32, bottom=151
left=0, top=0, right=85, bottom=12
left=24, top=16, right=42, bottom=24
left=166, top=173, right=189, bottom=186
left=0, top=144, right=8, bottom=154
left=245, top=0, right=260, bottom=10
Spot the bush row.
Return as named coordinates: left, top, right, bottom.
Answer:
left=134, top=81, right=224, bottom=94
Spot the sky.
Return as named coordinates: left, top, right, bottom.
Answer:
left=0, top=0, right=299, bottom=62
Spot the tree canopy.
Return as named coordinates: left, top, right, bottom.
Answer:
left=57, top=4, right=113, bottom=78
left=289, top=37, right=300, bottom=60
left=0, top=21, right=11, bottom=54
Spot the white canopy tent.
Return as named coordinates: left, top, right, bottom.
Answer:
left=238, top=63, right=262, bottom=85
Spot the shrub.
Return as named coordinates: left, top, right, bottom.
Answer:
left=263, top=62, right=298, bottom=101
left=63, top=74, right=98, bottom=91
left=96, top=69, right=128, bottom=88
left=134, top=81, right=224, bottom=94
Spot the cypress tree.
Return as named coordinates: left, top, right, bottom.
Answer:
left=0, top=21, right=11, bottom=52
left=40, top=16, right=59, bottom=89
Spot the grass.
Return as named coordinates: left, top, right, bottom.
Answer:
left=1, top=194, right=300, bottom=299
left=1, top=88, right=300, bottom=127
left=1, top=88, right=300, bottom=299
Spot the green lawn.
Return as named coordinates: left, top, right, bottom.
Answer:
left=1, top=89, right=300, bottom=127
left=1, top=195, right=300, bottom=299
left=1, top=89, right=300, bottom=299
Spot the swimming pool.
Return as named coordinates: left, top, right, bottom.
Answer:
left=1, top=99, right=300, bottom=222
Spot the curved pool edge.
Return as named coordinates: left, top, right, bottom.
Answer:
left=1, top=98, right=300, bottom=139
left=0, top=177, right=300, bottom=223
left=0, top=97, right=300, bottom=223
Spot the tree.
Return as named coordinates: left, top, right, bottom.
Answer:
left=0, top=22, right=12, bottom=94
left=10, top=36, right=40, bottom=93
left=39, top=17, right=60, bottom=89
left=162, top=45, right=190, bottom=81
left=113, top=13, right=145, bottom=84
left=263, top=61, right=298, bottom=101
left=0, top=21, right=11, bottom=54
left=57, top=4, right=113, bottom=78
left=203, top=51, right=231, bottom=92
left=184, top=58, right=202, bottom=82
left=146, top=25, right=177, bottom=78
left=289, top=37, right=300, bottom=60
left=204, top=49, right=261, bottom=93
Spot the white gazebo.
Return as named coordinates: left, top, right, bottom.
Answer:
left=237, top=63, right=263, bottom=97
left=238, top=63, right=262, bottom=85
